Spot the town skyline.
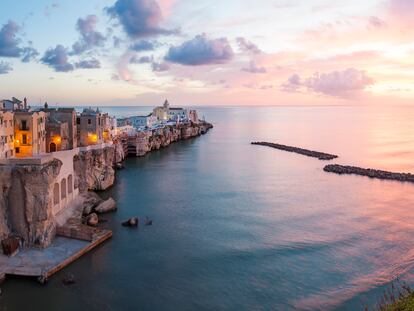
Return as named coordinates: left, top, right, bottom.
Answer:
left=0, top=0, right=414, bottom=106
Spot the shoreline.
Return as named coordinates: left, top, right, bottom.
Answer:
left=0, top=121, right=213, bottom=284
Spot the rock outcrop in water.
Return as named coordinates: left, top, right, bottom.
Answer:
left=128, top=122, right=213, bottom=157
left=324, top=164, right=414, bottom=183
left=251, top=142, right=338, bottom=160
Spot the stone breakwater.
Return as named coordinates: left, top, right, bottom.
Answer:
left=127, top=121, right=213, bottom=157
left=324, top=164, right=414, bottom=183
left=251, top=142, right=338, bottom=160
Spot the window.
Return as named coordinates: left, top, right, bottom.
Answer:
left=76, top=118, right=80, bottom=125
left=21, top=120, right=27, bottom=130
left=53, top=183, right=59, bottom=205
left=61, top=179, right=67, bottom=199
left=15, top=147, right=20, bottom=154
left=88, top=118, right=91, bottom=125
left=22, top=134, right=27, bottom=144
left=68, top=175, right=73, bottom=194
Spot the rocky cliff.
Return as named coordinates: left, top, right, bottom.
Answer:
left=129, top=122, right=213, bottom=157
left=0, top=160, right=62, bottom=247
left=73, top=143, right=124, bottom=193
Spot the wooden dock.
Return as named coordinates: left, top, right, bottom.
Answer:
left=0, top=227, right=112, bottom=283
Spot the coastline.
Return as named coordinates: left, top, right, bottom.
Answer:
left=0, top=120, right=213, bottom=284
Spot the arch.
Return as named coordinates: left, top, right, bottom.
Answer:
left=61, top=178, right=67, bottom=200
left=53, top=183, right=60, bottom=205
left=67, top=174, right=73, bottom=194
left=50, top=142, right=57, bottom=152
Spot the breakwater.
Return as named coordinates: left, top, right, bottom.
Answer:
left=324, top=164, right=414, bottom=183
left=251, top=142, right=338, bottom=160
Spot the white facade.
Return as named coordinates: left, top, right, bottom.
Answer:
left=169, top=108, right=189, bottom=122
left=0, top=111, right=14, bottom=159
left=130, top=114, right=158, bottom=129
left=51, top=148, right=79, bottom=216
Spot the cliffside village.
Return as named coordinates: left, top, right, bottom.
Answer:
left=0, top=98, right=199, bottom=160
left=0, top=97, right=211, bottom=283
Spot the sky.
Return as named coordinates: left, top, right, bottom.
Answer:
left=0, top=0, right=413, bottom=106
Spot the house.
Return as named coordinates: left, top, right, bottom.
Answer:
left=77, top=108, right=104, bottom=146
left=169, top=107, right=189, bottom=122
left=117, top=118, right=130, bottom=127
left=0, top=97, right=23, bottom=111
left=45, top=117, right=69, bottom=153
left=14, top=110, right=47, bottom=157
left=129, top=114, right=158, bottom=129
left=48, top=107, right=78, bottom=149
left=0, top=111, right=14, bottom=159
left=102, top=113, right=117, bottom=141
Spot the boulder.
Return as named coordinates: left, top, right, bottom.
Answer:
left=86, top=213, right=99, bottom=227
left=122, top=217, right=139, bottom=227
left=95, top=198, right=117, bottom=214
left=82, top=192, right=102, bottom=216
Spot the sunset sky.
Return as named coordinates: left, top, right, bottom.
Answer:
left=0, top=0, right=413, bottom=106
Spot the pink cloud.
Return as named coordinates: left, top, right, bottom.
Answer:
left=282, top=68, right=374, bottom=98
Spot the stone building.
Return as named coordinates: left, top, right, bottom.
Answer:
left=45, top=107, right=78, bottom=149
left=14, top=110, right=47, bottom=157
left=45, top=117, right=69, bottom=153
left=153, top=100, right=170, bottom=121
left=102, top=113, right=117, bottom=142
left=189, top=110, right=199, bottom=123
left=77, top=108, right=104, bottom=146
left=0, top=111, right=14, bottom=159
left=0, top=97, right=23, bottom=111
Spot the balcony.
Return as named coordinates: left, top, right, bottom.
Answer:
left=19, top=126, right=30, bottom=131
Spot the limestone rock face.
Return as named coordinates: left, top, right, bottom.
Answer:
left=0, top=166, right=12, bottom=241
left=128, top=122, right=213, bottom=157
left=0, top=160, right=62, bottom=247
left=114, top=141, right=125, bottom=164
left=74, top=147, right=116, bottom=193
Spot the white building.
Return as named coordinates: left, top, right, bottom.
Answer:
left=0, top=97, right=23, bottom=111
left=130, top=114, right=158, bottom=129
left=0, top=111, right=14, bottom=159
left=169, top=107, right=189, bottom=122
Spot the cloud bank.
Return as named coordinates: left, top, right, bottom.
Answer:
left=165, top=34, right=234, bottom=66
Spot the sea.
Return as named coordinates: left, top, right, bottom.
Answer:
left=1, top=105, right=414, bottom=311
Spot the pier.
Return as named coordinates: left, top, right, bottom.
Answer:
left=324, top=164, right=414, bottom=183
left=251, top=142, right=338, bottom=160
left=0, top=225, right=112, bottom=283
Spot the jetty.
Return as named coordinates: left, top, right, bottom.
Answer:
left=251, top=142, right=338, bottom=160
left=0, top=223, right=112, bottom=283
left=324, top=164, right=414, bottom=183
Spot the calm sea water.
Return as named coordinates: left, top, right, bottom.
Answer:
left=1, top=105, right=414, bottom=311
